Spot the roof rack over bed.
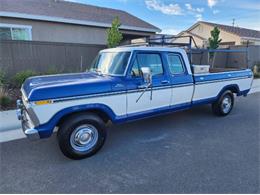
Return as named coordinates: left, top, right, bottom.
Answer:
left=120, top=35, right=249, bottom=68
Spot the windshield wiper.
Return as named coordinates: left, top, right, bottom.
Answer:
left=90, top=69, right=103, bottom=75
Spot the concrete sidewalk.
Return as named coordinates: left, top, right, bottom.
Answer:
left=1, top=79, right=260, bottom=133
left=248, top=78, right=260, bottom=94
left=0, top=110, right=20, bottom=132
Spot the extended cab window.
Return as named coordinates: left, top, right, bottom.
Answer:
left=131, top=53, right=163, bottom=77
left=167, top=54, right=185, bottom=74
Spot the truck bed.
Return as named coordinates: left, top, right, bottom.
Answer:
left=193, top=68, right=252, bottom=83
left=192, top=68, right=253, bottom=104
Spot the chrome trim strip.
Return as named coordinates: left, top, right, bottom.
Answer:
left=53, top=90, right=127, bottom=103
left=193, top=69, right=251, bottom=76
left=195, top=76, right=251, bottom=85
left=52, top=83, right=194, bottom=103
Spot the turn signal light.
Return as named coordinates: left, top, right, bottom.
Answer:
left=34, top=100, right=52, bottom=105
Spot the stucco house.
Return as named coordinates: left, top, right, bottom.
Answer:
left=174, top=21, right=260, bottom=48
left=0, top=0, right=160, bottom=45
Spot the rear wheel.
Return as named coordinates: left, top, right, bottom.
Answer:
left=57, top=113, right=106, bottom=160
left=212, top=90, right=234, bottom=116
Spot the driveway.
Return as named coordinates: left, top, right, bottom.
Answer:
left=0, top=93, right=259, bottom=193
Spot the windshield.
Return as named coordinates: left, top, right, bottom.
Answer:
left=90, top=52, right=131, bottom=75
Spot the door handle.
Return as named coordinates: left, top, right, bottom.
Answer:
left=161, top=80, right=170, bottom=84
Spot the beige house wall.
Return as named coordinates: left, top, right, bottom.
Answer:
left=189, top=23, right=241, bottom=46
left=172, top=31, right=204, bottom=48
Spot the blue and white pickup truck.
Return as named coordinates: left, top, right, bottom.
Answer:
left=17, top=46, right=253, bottom=159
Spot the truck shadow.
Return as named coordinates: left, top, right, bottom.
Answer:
left=105, top=104, right=213, bottom=149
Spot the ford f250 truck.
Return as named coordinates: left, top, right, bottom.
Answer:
left=17, top=46, right=253, bottom=159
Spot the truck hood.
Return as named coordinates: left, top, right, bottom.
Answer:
left=22, top=72, right=116, bottom=101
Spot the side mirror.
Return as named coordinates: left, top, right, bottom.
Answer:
left=140, top=67, right=152, bottom=84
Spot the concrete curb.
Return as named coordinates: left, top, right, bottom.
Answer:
left=0, top=129, right=25, bottom=143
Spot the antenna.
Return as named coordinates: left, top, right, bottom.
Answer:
left=232, top=18, right=235, bottom=27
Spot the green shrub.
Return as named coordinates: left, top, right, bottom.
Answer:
left=0, top=95, right=12, bottom=109
left=254, top=72, right=260, bottom=78
left=12, top=70, right=37, bottom=88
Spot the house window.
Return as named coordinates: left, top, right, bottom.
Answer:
left=0, top=24, right=32, bottom=41
left=241, top=40, right=255, bottom=45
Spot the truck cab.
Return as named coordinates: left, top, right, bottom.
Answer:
left=17, top=46, right=253, bottom=159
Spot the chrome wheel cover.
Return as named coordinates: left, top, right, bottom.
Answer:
left=70, top=124, right=98, bottom=152
left=221, top=96, right=232, bottom=113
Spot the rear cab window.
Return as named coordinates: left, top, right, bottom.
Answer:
left=167, top=53, right=185, bottom=75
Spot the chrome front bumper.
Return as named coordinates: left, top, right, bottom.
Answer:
left=16, top=99, right=40, bottom=141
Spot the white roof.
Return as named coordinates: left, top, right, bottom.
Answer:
left=101, top=46, right=186, bottom=53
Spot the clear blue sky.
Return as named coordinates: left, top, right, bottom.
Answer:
left=67, top=0, right=260, bottom=34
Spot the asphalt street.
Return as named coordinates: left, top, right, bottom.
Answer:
left=0, top=93, right=259, bottom=193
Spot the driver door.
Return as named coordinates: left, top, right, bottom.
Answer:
left=126, top=51, right=171, bottom=116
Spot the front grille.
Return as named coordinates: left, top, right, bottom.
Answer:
left=22, top=110, right=35, bottom=129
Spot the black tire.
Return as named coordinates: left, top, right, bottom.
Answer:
left=57, top=112, right=106, bottom=160
left=212, top=90, right=234, bottom=116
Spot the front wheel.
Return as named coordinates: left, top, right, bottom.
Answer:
left=57, top=113, right=106, bottom=160
left=212, top=90, right=234, bottom=116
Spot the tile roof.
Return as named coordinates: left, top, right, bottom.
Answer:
left=201, top=21, right=260, bottom=39
left=0, top=0, right=160, bottom=32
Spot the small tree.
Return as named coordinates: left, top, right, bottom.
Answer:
left=107, top=17, right=123, bottom=48
left=208, top=26, right=222, bottom=67
left=208, top=26, right=222, bottom=50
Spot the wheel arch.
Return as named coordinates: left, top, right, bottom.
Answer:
left=37, top=104, right=117, bottom=138
left=217, top=84, right=240, bottom=99
left=57, top=109, right=112, bottom=128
